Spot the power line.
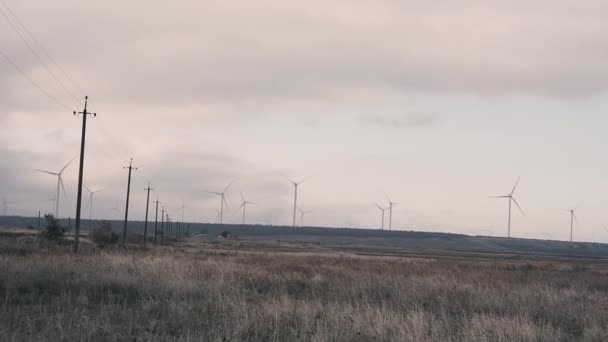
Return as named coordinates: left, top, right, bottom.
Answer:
left=0, top=0, right=85, bottom=97
left=0, top=1, right=80, bottom=104
left=0, top=48, right=71, bottom=110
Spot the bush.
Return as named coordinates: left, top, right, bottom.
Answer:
left=41, top=214, right=64, bottom=241
left=89, top=221, right=119, bottom=246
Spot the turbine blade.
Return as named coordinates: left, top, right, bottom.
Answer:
left=34, top=169, right=58, bottom=176
left=512, top=197, right=525, bottom=216
left=293, top=176, right=311, bottom=185
left=60, top=156, right=77, bottom=174
left=84, top=185, right=92, bottom=193
left=240, top=192, right=245, bottom=202
left=223, top=196, right=229, bottom=209
left=60, top=177, right=67, bottom=199
left=224, top=181, right=234, bottom=193
left=510, top=176, right=521, bottom=195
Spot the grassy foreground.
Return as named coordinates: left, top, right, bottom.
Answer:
left=0, top=237, right=607, bottom=341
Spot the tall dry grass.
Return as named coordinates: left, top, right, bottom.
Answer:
left=0, top=238, right=607, bottom=341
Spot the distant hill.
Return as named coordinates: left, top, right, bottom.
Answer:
left=1, top=215, right=607, bottom=259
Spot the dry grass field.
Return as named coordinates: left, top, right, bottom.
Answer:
left=1, top=233, right=607, bottom=341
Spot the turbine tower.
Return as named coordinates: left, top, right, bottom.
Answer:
left=373, top=202, right=388, bottom=230
left=298, top=207, right=312, bottom=227
left=386, top=196, right=398, bottom=230
left=568, top=208, right=577, bottom=242
left=208, top=181, right=233, bottom=224
left=289, top=179, right=305, bottom=227
left=34, top=157, right=75, bottom=217
left=239, top=192, right=255, bottom=225
left=84, top=186, right=103, bottom=229
left=490, top=177, right=524, bottom=238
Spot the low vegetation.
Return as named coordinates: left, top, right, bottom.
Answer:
left=0, top=236, right=607, bottom=341
left=89, top=221, right=120, bottom=246
left=40, top=214, right=64, bottom=241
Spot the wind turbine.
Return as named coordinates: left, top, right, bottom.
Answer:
left=289, top=179, right=305, bottom=227
left=568, top=208, right=577, bottom=242
left=179, top=200, right=186, bottom=223
left=490, top=177, right=524, bottom=238
left=239, top=192, right=255, bottom=225
left=298, top=207, right=312, bottom=227
left=84, top=186, right=103, bottom=229
left=207, top=181, right=233, bottom=224
left=34, top=157, right=75, bottom=218
left=373, top=202, right=388, bottom=230
left=2, top=197, right=15, bottom=216
left=386, top=196, right=398, bottom=230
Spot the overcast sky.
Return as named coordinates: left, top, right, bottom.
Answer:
left=2, top=1, right=608, bottom=242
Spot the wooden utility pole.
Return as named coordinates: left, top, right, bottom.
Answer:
left=143, top=182, right=153, bottom=247
left=153, top=197, right=160, bottom=243
left=122, top=158, right=137, bottom=244
left=160, top=207, right=165, bottom=245
left=73, top=96, right=96, bottom=253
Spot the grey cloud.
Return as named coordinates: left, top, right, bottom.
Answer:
left=2, top=0, right=608, bottom=116
left=360, top=113, right=437, bottom=128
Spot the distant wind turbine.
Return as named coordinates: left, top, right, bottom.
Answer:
left=2, top=197, right=15, bottom=216
left=179, top=200, right=186, bottom=223
left=298, top=207, right=312, bottom=227
left=386, top=196, right=398, bottom=230
left=84, top=186, right=103, bottom=229
left=568, top=208, right=578, bottom=242
left=207, top=181, right=233, bottom=224
left=289, top=179, right=305, bottom=227
left=239, top=192, right=255, bottom=225
left=373, top=202, right=388, bottom=230
left=34, top=157, right=75, bottom=218
left=490, top=177, right=524, bottom=238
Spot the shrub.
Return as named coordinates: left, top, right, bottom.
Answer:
left=89, top=221, right=119, bottom=246
left=41, top=214, right=64, bottom=241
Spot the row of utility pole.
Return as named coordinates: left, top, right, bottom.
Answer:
left=71, top=96, right=189, bottom=253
